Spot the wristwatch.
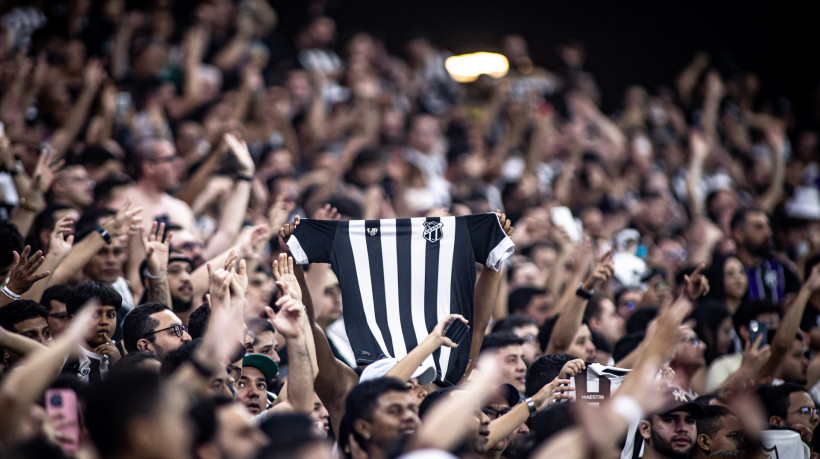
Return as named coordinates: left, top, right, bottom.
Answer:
left=575, top=282, right=594, bottom=299
left=524, top=397, right=537, bottom=418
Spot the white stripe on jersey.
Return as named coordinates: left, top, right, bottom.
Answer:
left=410, top=218, right=435, bottom=370
left=436, top=217, right=456, bottom=378
left=348, top=221, right=390, bottom=358
left=379, top=219, right=407, bottom=359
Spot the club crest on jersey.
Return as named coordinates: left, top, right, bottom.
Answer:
left=367, top=228, right=378, bottom=236
left=422, top=221, right=444, bottom=243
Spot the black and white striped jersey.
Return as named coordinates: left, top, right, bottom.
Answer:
left=287, top=213, right=514, bottom=384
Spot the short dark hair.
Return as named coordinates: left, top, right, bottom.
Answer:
left=41, top=284, right=74, bottom=312
left=0, top=300, right=48, bottom=331
left=345, top=378, right=409, bottom=447
left=583, top=291, right=611, bottom=324
left=480, top=332, right=525, bottom=353
left=508, top=287, right=548, bottom=315
left=85, top=368, right=166, bottom=456
left=110, top=351, right=159, bottom=376
left=759, top=382, right=808, bottom=420
left=805, top=253, right=820, bottom=280
left=525, top=354, right=577, bottom=396
left=259, top=412, right=328, bottom=457
left=190, top=396, right=235, bottom=449
left=491, top=314, right=538, bottom=334
left=247, top=317, right=275, bottom=339
left=0, top=220, right=24, bottom=268
left=160, top=338, right=201, bottom=376
left=732, top=299, right=780, bottom=334
left=537, top=316, right=559, bottom=352
left=122, top=302, right=169, bottom=352
left=697, top=405, right=731, bottom=438
left=94, top=174, right=133, bottom=204
left=188, top=304, right=211, bottom=339
left=626, top=307, right=658, bottom=335
left=75, top=208, right=116, bottom=236
left=730, top=207, right=766, bottom=232
left=612, top=332, right=645, bottom=363
left=67, top=281, right=122, bottom=316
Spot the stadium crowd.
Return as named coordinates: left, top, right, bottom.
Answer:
left=2, top=0, right=820, bottom=458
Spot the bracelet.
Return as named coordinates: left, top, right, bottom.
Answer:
left=2, top=285, right=21, bottom=300
left=236, top=173, right=253, bottom=182
left=144, top=268, right=168, bottom=280
left=575, top=282, right=594, bottom=299
left=524, top=396, right=537, bottom=418
left=94, top=226, right=112, bottom=245
left=611, top=396, right=643, bottom=425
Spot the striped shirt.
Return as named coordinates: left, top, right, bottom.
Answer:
left=287, top=213, right=514, bottom=384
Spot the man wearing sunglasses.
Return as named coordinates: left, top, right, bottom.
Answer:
left=122, top=301, right=191, bottom=359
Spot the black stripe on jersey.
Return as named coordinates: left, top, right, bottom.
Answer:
left=423, top=217, right=442, bottom=379
left=335, top=221, right=384, bottom=364
left=443, top=218, right=475, bottom=384
left=364, top=220, right=394, bottom=358
left=396, top=218, right=418, bottom=351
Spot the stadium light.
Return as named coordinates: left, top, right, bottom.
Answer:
left=445, top=52, right=509, bottom=83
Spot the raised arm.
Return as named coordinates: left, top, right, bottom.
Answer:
left=141, top=222, right=173, bottom=306
left=50, top=202, right=142, bottom=285
left=1, top=247, right=48, bottom=308
left=388, top=314, right=466, bottom=382
left=0, top=306, right=95, bottom=446
left=546, top=252, right=613, bottom=355
left=21, top=216, right=74, bottom=302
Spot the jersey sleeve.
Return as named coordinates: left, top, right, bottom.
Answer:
left=465, top=213, right=515, bottom=271
left=286, top=219, right=339, bottom=264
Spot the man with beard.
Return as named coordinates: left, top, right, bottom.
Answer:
left=731, top=208, right=800, bottom=306
left=122, top=301, right=192, bottom=359
left=346, top=378, right=421, bottom=459
left=638, top=387, right=704, bottom=459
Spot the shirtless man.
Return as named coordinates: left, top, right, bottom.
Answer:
left=114, top=139, right=196, bottom=231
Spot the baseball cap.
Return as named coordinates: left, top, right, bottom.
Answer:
left=243, top=354, right=279, bottom=387
left=359, top=358, right=437, bottom=385
left=498, top=383, right=522, bottom=406
left=654, top=386, right=705, bottom=418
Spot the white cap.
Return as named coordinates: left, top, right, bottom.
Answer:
left=359, top=358, right=437, bottom=385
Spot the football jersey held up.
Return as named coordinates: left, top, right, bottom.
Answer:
left=287, top=213, right=514, bottom=384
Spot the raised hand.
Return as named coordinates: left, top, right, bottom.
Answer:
left=532, top=377, right=574, bottom=408
left=5, top=246, right=49, bottom=295
left=278, top=215, right=301, bottom=242
left=224, top=133, right=255, bottom=175
left=559, top=359, right=586, bottom=379
left=429, top=314, right=469, bottom=348
left=313, top=203, right=340, bottom=221
left=47, top=215, right=75, bottom=260
left=142, top=221, right=172, bottom=275
left=683, top=263, right=710, bottom=300
left=207, top=263, right=232, bottom=309
left=272, top=253, right=301, bottom=302
left=272, top=283, right=306, bottom=339
left=494, top=210, right=514, bottom=237
left=101, top=200, right=143, bottom=238
left=583, top=250, right=615, bottom=291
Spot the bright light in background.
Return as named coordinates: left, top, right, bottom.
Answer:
left=445, top=52, right=509, bottom=83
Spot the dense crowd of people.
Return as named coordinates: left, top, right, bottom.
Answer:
left=2, top=1, right=820, bottom=458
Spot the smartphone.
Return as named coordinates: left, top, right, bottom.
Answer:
left=749, top=320, right=767, bottom=349
left=442, top=317, right=470, bottom=346
left=45, top=388, right=80, bottom=453
left=551, top=206, right=582, bottom=243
